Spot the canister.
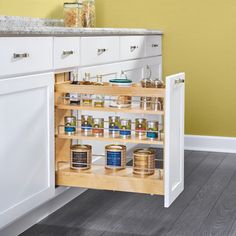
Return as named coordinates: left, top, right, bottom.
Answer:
left=109, top=116, right=120, bottom=138
left=92, top=118, right=104, bottom=137
left=81, top=115, right=93, bottom=136
left=105, top=144, right=126, bottom=170
left=64, top=116, right=76, bottom=135
left=140, top=97, right=152, bottom=110
left=151, top=97, right=162, bottom=111
left=146, top=121, right=159, bottom=140
left=135, top=118, right=147, bottom=139
left=133, top=148, right=155, bottom=176
left=70, top=145, right=92, bottom=170
left=109, top=78, right=132, bottom=108
left=119, top=119, right=132, bottom=139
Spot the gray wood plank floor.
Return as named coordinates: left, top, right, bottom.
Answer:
left=20, top=151, right=236, bottom=236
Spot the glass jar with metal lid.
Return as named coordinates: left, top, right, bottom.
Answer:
left=105, top=144, right=126, bottom=170
left=64, top=2, right=83, bottom=27
left=146, top=121, right=159, bottom=140
left=70, top=144, right=92, bottom=170
left=133, top=148, right=155, bottom=176
left=140, top=77, right=152, bottom=110
left=81, top=115, right=93, bottom=136
left=64, top=116, right=76, bottom=135
left=135, top=118, right=147, bottom=139
left=109, top=116, right=120, bottom=138
left=92, top=118, right=104, bottom=137
left=93, top=75, right=105, bottom=107
left=119, top=119, right=132, bottom=139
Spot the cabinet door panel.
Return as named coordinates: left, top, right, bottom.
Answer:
left=164, top=73, right=185, bottom=207
left=0, top=73, right=54, bottom=228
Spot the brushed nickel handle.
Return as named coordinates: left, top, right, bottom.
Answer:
left=152, top=44, right=159, bottom=48
left=130, top=46, right=138, bottom=52
left=13, top=53, right=29, bottom=59
left=175, top=78, right=185, bottom=84
left=62, top=50, right=75, bottom=56
left=97, top=48, right=107, bottom=55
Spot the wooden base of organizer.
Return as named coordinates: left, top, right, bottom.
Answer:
left=56, top=166, right=164, bottom=195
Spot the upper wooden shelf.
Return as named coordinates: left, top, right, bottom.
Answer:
left=55, top=104, right=165, bottom=115
left=55, top=83, right=166, bottom=98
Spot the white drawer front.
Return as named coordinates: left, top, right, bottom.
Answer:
left=120, top=36, right=146, bottom=60
left=146, top=36, right=162, bottom=57
left=0, top=37, right=53, bottom=77
left=54, top=37, right=80, bottom=69
left=81, top=36, right=119, bottom=66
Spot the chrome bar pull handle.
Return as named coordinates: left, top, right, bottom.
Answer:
left=175, top=78, right=185, bottom=84
left=152, top=44, right=159, bottom=48
left=130, top=46, right=138, bottom=52
left=97, top=48, right=107, bottom=55
left=62, top=50, right=75, bottom=56
left=13, top=53, right=29, bottom=59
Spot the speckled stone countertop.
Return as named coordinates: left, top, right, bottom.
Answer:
left=0, top=16, right=163, bottom=36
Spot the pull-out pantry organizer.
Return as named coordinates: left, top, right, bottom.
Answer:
left=54, top=72, right=185, bottom=208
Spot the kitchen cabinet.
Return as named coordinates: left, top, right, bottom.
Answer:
left=0, top=73, right=54, bottom=228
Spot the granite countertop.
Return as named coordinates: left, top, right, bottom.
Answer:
left=0, top=16, right=163, bottom=36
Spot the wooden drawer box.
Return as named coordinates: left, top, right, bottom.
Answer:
left=80, top=36, right=119, bottom=66
left=54, top=37, right=80, bottom=70
left=0, top=37, right=53, bottom=77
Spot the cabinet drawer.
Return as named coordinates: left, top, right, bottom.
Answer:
left=120, top=36, right=146, bottom=60
left=146, top=36, right=162, bottom=57
left=54, top=37, right=80, bottom=69
left=0, top=37, right=53, bottom=77
left=81, top=36, right=119, bottom=66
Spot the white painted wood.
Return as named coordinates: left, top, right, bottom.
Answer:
left=80, top=36, right=119, bottom=66
left=146, top=36, right=162, bottom=57
left=53, top=37, right=80, bottom=70
left=164, top=73, right=185, bottom=208
left=185, top=135, right=236, bottom=153
left=0, top=73, right=55, bottom=229
left=0, top=37, right=53, bottom=77
left=120, top=36, right=146, bottom=60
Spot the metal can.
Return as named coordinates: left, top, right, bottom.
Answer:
left=64, top=116, right=76, bottom=134
left=81, top=115, right=93, bottom=136
left=109, top=116, right=120, bottom=138
left=146, top=121, right=159, bottom=140
left=105, top=144, right=126, bottom=170
left=119, top=119, right=132, bottom=139
left=92, top=118, right=104, bottom=137
left=70, top=145, right=92, bottom=170
left=133, top=148, right=155, bottom=176
left=135, top=118, right=147, bottom=139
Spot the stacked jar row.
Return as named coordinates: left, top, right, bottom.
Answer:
left=64, top=115, right=160, bottom=140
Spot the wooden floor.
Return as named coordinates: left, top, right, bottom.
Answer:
left=21, top=151, right=236, bottom=236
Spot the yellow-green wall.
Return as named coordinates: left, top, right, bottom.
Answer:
left=1, top=0, right=236, bottom=137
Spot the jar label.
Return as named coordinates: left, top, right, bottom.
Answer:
left=107, top=151, right=121, bottom=166
left=65, top=126, right=76, bottom=133
left=81, top=124, right=92, bottom=131
left=147, top=131, right=158, bottom=139
left=72, top=151, right=88, bottom=168
left=120, top=130, right=131, bottom=136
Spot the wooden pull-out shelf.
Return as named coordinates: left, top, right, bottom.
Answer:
left=56, top=132, right=164, bottom=146
left=56, top=165, right=164, bottom=195
left=55, top=83, right=165, bottom=98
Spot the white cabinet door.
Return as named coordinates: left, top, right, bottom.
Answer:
left=0, top=73, right=54, bottom=229
left=164, top=73, right=185, bottom=208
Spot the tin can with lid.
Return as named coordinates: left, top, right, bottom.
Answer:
left=105, top=144, right=126, bottom=170
left=119, top=119, right=132, bottom=139
left=64, top=116, right=76, bottom=135
left=133, top=148, right=155, bottom=176
left=109, top=116, right=120, bottom=138
left=135, top=118, right=147, bottom=139
left=92, top=118, right=104, bottom=137
left=70, top=144, right=92, bottom=170
left=81, top=115, right=93, bottom=136
left=146, top=121, right=159, bottom=140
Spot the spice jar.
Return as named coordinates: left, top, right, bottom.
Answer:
left=64, top=116, right=76, bottom=135
left=70, top=145, right=92, bottom=170
left=151, top=78, right=165, bottom=111
left=109, top=116, right=120, bottom=138
left=135, top=118, right=147, bottom=139
left=152, top=78, right=165, bottom=88
left=146, top=121, right=159, bottom=140
left=93, top=75, right=104, bottom=107
left=119, top=119, right=132, bottom=139
left=140, top=78, right=152, bottom=110
left=64, top=2, right=83, bottom=27
left=81, top=115, right=93, bottom=136
left=109, top=78, right=132, bottom=108
left=82, top=0, right=96, bottom=27
left=92, top=118, right=104, bottom=137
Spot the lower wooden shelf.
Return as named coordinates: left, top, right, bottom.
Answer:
left=56, top=165, right=164, bottom=195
